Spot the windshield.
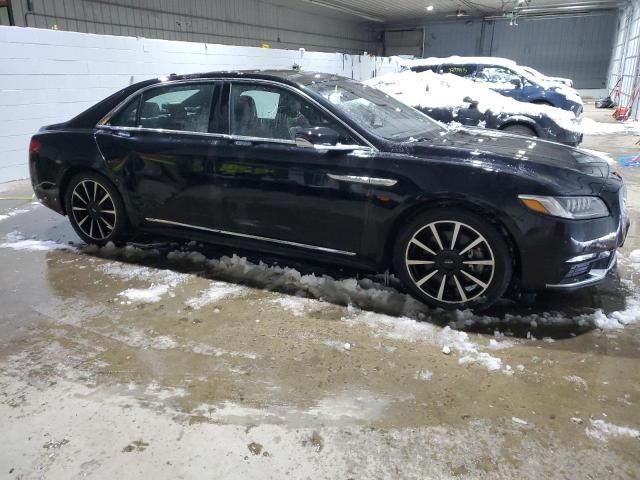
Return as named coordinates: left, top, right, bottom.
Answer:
left=305, top=77, right=445, bottom=141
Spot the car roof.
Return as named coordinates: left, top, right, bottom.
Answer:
left=407, top=56, right=517, bottom=68
left=143, top=69, right=344, bottom=88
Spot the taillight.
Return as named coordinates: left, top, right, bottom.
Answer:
left=29, top=137, right=41, bottom=155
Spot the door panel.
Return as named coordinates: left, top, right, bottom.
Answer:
left=213, top=81, right=375, bottom=254
left=215, top=141, right=371, bottom=253
left=96, top=129, right=221, bottom=228
left=96, top=81, right=223, bottom=228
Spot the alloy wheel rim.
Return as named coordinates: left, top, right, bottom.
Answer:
left=71, top=180, right=117, bottom=241
left=404, top=220, right=495, bottom=304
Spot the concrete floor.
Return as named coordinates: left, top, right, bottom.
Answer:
left=1, top=104, right=640, bottom=479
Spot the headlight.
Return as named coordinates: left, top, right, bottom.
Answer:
left=518, top=195, right=609, bottom=219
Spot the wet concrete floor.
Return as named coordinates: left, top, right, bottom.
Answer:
left=1, top=104, right=639, bottom=479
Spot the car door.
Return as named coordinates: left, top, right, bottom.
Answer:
left=96, top=81, right=224, bottom=228
left=212, top=81, right=373, bottom=255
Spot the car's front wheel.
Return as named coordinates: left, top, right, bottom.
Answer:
left=393, top=209, right=512, bottom=310
left=64, top=172, right=129, bottom=246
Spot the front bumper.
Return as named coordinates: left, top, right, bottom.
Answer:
left=518, top=189, right=629, bottom=291
left=545, top=250, right=617, bottom=289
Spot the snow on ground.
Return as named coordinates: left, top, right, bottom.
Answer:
left=185, top=281, right=248, bottom=309
left=2, top=232, right=639, bottom=372
left=580, top=117, right=640, bottom=135
left=0, top=202, right=40, bottom=223
left=585, top=419, right=640, bottom=442
left=0, top=231, right=76, bottom=252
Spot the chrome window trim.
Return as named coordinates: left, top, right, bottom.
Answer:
left=145, top=217, right=357, bottom=256
left=96, top=77, right=377, bottom=151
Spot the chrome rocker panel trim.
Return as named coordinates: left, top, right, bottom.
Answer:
left=145, top=218, right=357, bottom=256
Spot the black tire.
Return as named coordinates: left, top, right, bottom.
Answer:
left=392, top=209, right=512, bottom=310
left=501, top=124, right=537, bottom=137
left=64, top=171, right=129, bottom=246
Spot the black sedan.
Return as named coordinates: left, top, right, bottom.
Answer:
left=29, top=70, right=629, bottom=310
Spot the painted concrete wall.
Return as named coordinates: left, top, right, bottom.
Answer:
left=414, top=12, right=618, bottom=89
left=0, top=0, right=377, bottom=54
left=0, top=26, right=398, bottom=182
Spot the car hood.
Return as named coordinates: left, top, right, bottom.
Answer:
left=410, top=127, right=610, bottom=185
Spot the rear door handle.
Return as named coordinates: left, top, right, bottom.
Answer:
left=233, top=140, right=253, bottom=147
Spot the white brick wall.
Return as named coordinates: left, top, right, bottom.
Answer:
left=0, top=26, right=401, bottom=183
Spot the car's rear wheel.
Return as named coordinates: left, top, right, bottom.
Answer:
left=64, top=172, right=129, bottom=246
left=393, top=209, right=512, bottom=310
left=501, top=124, right=537, bottom=137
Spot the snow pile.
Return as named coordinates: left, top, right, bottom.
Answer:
left=585, top=419, right=640, bottom=442
left=167, top=250, right=426, bottom=318
left=415, top=370, right=433, bottom=381
left=119, top=284, right=169, bottom=303
left=271, top=296, right=317, bottom=317
left=98, top=261, right=190, bottom=304
left=562, top=375, right=588, bottom=390
left=345, top=311, right=505, bottom=371
left=365, top=70, right=581, bottom=133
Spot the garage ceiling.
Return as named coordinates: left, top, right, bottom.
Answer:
left=301, top=0, right=621, bottom=22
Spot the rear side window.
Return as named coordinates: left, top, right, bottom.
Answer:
left=108, top=97, right=139, bottom=127
left=108, top=83, right=216, bottom=133
left=441, top=64, right=476, bottom=78
left=139, top=84, right=214, bottom=132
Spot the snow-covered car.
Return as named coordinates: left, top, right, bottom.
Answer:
left=521, top=66, right=573, bottom=88
left=401, top=56, right=582, bottom=117
left=365, top=70, right=583, bottom=146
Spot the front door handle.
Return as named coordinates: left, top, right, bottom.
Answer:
left=233, top=140, right=253, bottom=147
left=327, top=174, right=397, bottom=187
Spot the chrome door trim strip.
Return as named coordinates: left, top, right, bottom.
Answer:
left=145, top=217, right=357, bottom=256
left=327, top=174, right=397, bottom=187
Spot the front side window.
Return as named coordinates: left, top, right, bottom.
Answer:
left=108, top=83, right=215, bottom=133
left=475, top=66, right=522, bottom=88
left=229, top=83, right=354, bottom=142
left=306, top=77, right=445, bottom=142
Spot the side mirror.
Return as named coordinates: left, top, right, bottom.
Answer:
left=510, top=78, right=522, bottom=88
left=463, top=96, right=479, bottom=107
left=294, top=126, right=340, bottom=148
